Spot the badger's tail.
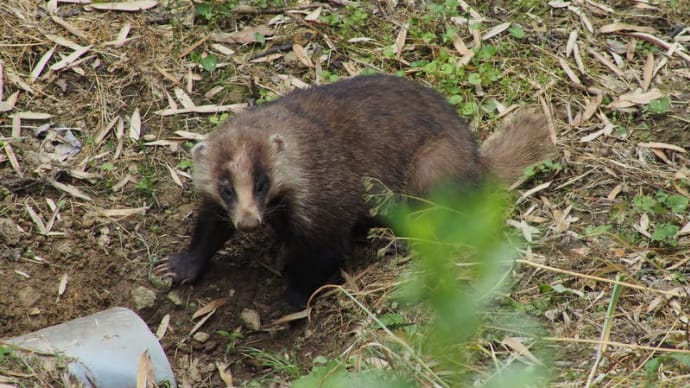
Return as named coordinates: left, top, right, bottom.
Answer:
left=480, top=107, right=556, bottom=185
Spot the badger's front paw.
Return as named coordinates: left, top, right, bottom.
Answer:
left=154, top=250, right=206, bottom=285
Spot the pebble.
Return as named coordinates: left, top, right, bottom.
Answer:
left=131, top=286, right=157, bottom=310
left=18, top=286, right=41, bottom=307
left=240, top=308, right=261, bottom=331
left=167, top=290, right=183, bottom=306
left=0, top=218, right=22, bottom=245
left=193, top=331, right=209, bottom=344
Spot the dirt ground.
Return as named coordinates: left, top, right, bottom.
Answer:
left=2, top=0, right=690, bottom=386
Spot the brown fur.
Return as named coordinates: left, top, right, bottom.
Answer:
left=163, top=74, right=556, bottom=306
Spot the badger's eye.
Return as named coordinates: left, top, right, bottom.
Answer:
left=255, top=174, right=270, bottom=196
left=220, top=181, right=235, bottom=200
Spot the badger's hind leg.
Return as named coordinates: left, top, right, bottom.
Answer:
left=156, top=198, right=235, bottom=283
left=407, top=133, right=484, bottom=196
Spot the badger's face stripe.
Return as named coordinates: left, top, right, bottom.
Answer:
left=221, top=145, right=265, bottom=232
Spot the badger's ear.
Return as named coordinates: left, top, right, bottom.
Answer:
left=270, top=134, right=285, bottom=153
left=191, top=141, right=208, bottom=163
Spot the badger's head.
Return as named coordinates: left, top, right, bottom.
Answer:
left=191, top=131, right=286, bottom=232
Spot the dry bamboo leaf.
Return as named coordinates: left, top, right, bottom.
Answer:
left=650, top=148, right=671, bottom=164
left=156, top=314, right=170, bottom=339
left=45, top=199, right=61, bottom=233
left=271, top=308, right=311, bottom=326
left=11, top=115, right=20, bottom=138
left=175, top=130, right=207, bottom=140
left=210, top=43, right=235, bottom=56
left=216, top=362, right=233, bottom=387
left=629, top=32, right=690, bottom=64
left=174, top=87, right=195, bottom=109
left=114, top=117, right=125, bottom=160
left=507, top=219, right=539, bottom=243
left=155, top=103, right=247, bottom=116
left=0, top=91, right=19, bottom=113
left=482, top=22, right=511, bottom=41
left=6, top=70, right=34, bottom=94
left=517, top=181, right=552, bottom=204
left=346, top=37, right=374, bottom=43
left=580, top=129, right=604, bottom=142
left=50, top=15, right=88, bottom=39
left=112, top=174, right=132, bottom=191
left=135, top=350, right=155, bottom=388
left=44, top=33, right=82, bottom=50
left=558, top=57, right=582, bottom=85
left=677, top=221, right=690, bottom=237
left=600, top=23, right=656, bottom=34
left=394, top=24, right=408, bottom=59
left=586, top=47, right=624, bottom=77
left=292, top=44, right=314, bottom=68
left=47, top=178, right=92, bottom=201
left=608, top=88, right=664, bottom=109
left=16, top=111, right=53, bottom=120
left=30, top=46, right=57, bottom=82
left=129, top=108, right=141, bottom=141
left=189, top=311, right=214, bottom=337
left=638, top=142, right=686, bottom=153
left=4, top=144, right=23, bottom=178
left=568, top=6, right=593, bottom=33
left=94, top=116, right=118, bottom=145
left=50, top=45, right=92, bottom=71
left=249, top=53, right=283, bottom=63
left=25, top=203, right=47, bottom=235
left=573, top=94, right=603, bottom=127
left=607, top=184, right=623, bottom=200
left=502, top=337, right=541, bottom=364
left=88, top=207, right=148, bottom=218
left=57, top=273, right=68, bottom=297
left=110, top=22, right=132, bottom=47
left=566, top=30, right=578, bottom=57
left=144, top=140, right=182, bottom=148
left=15, top=269, right=30, bottom=279
left=573, top=43, right=585, bottom=73
left=164, top=90, right=178, bottom=112
left=211, top=25, right=273, bottom=44
left=90, top=1, right=158, bottom=11
left=192, top=297, right=227, bottom=320
left=626, top=38, right=636, bottom=61
left=304, top=6, right=321, bottom=21
left=641, top=52, right=654, bottom=91
left=166, top=164, right=184, bottom=188
left=548, top=0, right=569, bottom=8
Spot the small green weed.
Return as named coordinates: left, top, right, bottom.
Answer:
left=217, top=329, right=243, bottom=352
left=240, top=347, right=301, bottom=380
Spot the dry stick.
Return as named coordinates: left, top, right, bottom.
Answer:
left=629, top=32, right=690, bottom=65
left=516, top=259, right=685, bottom=297
left=178, top=35, right=209, bottom=59
left=543, top=335, right=690, bottom=355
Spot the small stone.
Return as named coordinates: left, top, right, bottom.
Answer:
left=131, top=286, right=157, bottom=310
left=240, top=308, right=261, bottom=331
left=167, top=290, right=183, bottom=306
left=55, top=240, right=74, bottom=256
left=0, top=246, right=22, bottom=261
left=18, top=286, right=41, bottom=307
left=150, top=272, right=172, bottom=290
left=0, top=218, right=22, bottom=245
left=193, top=331, right=209, bottom=344
left=204, top=340, right=217, bottom=352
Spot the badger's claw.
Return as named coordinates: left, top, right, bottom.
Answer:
left=153, top=251, right=205, bottom=285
